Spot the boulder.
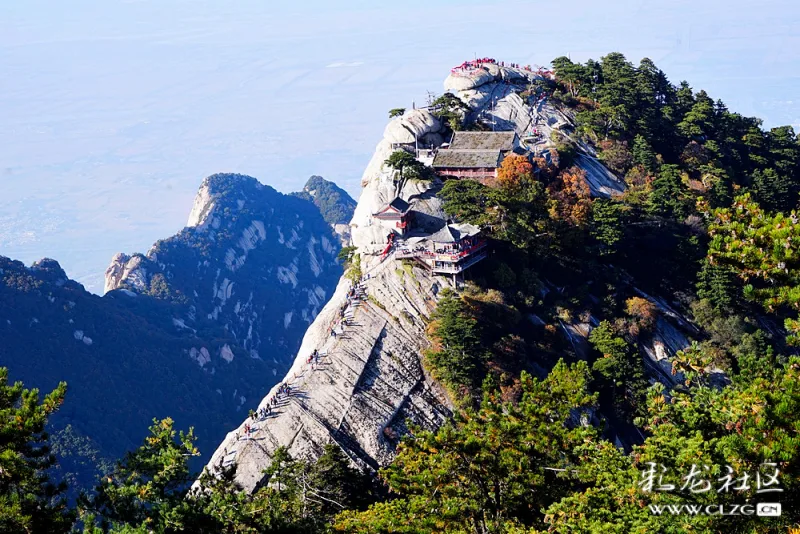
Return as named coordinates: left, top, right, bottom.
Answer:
left=444, top=67, right=496, bottom=91
left=382, top=109, right=442, bottom=144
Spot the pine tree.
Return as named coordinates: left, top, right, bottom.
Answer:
left=696, top=259, right=737, bottom=311
left=589, top=198, right=623, bottom=256
left=751, top=168, right=794, bottom=212
left=83, top=418, right=202, bottom=532
left=631, top=134, right=657, bottom=172
left=0, top=369, right=73, bottom=534
left=647, top=164, right=688, bottom=219
left=334, top=362, right=598, bottom=533
left=589, top=322, right=648, bottom=422
left=705, top=193, right=800, bottom=344
left=426, top=289, right=487, bottom=394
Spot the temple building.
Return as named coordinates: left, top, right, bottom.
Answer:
left=372, top=196, right=413, bottom=235
left=432, top=131, right=520, bottom=182
left=396, top=222, right=487, bottom=282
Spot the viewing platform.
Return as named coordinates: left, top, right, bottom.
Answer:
left=394, top=223, right=487, bottom=281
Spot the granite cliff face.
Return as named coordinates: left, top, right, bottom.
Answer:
left=203, top=65, right=697, bottom=489
left=105, top=173, right=347, bottom=375
left=202, top=174, right=457, bottom=491
left=201, top=106, right=460, bottom=490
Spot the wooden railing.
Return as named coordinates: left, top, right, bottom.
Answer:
left=396, top=241, right=488, bottom=275
left=431, top=250, right=488, bottom=274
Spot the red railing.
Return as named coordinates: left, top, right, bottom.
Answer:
left=396, top=240, right=487, bottom=262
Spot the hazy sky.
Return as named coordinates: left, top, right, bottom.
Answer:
left=1, top=0, right=799, bottom=292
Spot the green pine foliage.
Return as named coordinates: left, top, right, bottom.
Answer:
left=0, top=369, right=73, bottom=534
left=291, top=175, right=357, bottom=226
left=334, top=361, right=598, bottom=533
left=384, top=150, right=432, bottom=182
left=425, top=289, right=488, bottom=396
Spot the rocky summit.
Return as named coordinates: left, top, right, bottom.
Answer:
left=201, top=62, right=703, bottom=491
left=105, top=173, right=345, bottom=374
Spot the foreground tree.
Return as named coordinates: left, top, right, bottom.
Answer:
left=334, top=361, right=597, bottom=533
left=0, top=368, right=72, bottom=534
left=83, top=417, right=203, bottom=533
left=425, top=289, right=488, bottom=396
left=83, top=420, right=374, bottom=533
left=545, top=354, right=800, bottom=533
left=703, top=193, right=800, bottom=343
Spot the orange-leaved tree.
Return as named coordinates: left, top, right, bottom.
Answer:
left=548, top=165, right=592, bottom=226
left=497, top=154, right=534, bottom=190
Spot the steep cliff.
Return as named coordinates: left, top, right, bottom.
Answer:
left=202, top=65, right=699, bottom=489
left=201, top=109, right=457, bottom=491
left=105, top=173, right=346, bottom=374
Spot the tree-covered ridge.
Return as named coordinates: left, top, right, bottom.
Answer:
left=336, top=357, right=800, bottom=532
left=291, top=175, right=357, bottom=226
left=0, top=255, right=267, bottom=499
left=550, top=53, right=799, bottom=218
left=433, top=52, right=799, bottom=392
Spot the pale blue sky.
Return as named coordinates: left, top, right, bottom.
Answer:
left=1, top=0, right=798, bottom=292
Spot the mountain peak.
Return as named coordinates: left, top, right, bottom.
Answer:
left=187, top=173, right=273, bottom=229
left=292, top=175, right=356, bottom=227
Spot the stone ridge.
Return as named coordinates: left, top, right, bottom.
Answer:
left=200, top=63, right=649, bottom=489
left=200, top=99, right=457, bottom=490
left=203, top=258, right=452, bottom=492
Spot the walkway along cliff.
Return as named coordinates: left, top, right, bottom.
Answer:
left=199, top=106, right=461, bottom=494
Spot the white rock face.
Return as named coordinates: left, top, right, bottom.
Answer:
left=276, top=261, right=299, bottom=288
left=307, top=237, right=322, bottom=277
left=189, top=347, right=212, bottom=368
left=187, top=181, right=216, bottom=228
left=383, top=109, right=443, bottom=144
left=220, top=344, right=235, bottom=363
left=350, top=138, right=448, bottom=253
left=201, top=256, right=453, bottom=492
left=444, top=67, right=496, bottom=91
left=225, top=221, right=268, bottom=271
left=104, top=253, right=148, bottom=294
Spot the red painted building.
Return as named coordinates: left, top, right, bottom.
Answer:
left=372, top=196, right=413, bottom=235
left=432, top=131, right=520, bottom=182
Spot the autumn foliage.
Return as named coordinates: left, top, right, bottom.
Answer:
left=496, top=154, right=534, bottom=189
left=548, top=165, right=592, bottom=226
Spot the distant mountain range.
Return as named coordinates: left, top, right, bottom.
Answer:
left=0, top=174, right=354, bottom=494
